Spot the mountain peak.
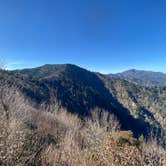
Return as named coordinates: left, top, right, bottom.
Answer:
left=12, top=64, right=86, bottom=80
left=109, top=69, right=166, bottom=87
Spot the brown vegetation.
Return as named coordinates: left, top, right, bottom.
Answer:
left=0, top=68, right=165, bottom=166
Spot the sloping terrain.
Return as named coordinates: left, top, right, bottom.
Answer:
left=99, top=74, right=166, bottom=131
left=108, top=69, right=166, bottom=87
left=0, top=64, right=165, bottom=138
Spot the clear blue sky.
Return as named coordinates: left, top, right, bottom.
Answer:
left=0, top=0, right=166, bottom=73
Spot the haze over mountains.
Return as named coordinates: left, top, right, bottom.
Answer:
left=1, top=64, right=165, bottom=139
left=108, top=69, right=166, bottom=87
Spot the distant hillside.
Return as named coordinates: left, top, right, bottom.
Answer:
left=108, top=69, right=166, bottom=87
left=0, top=65, right=165, bottom=139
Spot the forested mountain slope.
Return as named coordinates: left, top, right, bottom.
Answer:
left=0, top=64, right=165, bottom=138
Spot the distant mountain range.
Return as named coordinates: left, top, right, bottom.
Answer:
left=108, top=69, right=166, bottom=87
left=0, top=64, right=165, bottom=139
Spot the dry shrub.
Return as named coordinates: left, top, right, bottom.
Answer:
left=0, top=117, right=41, bottom=166
left=0, top=85, right=43, bottom=166
left=40, top=108, right=121, bottom=166
left=0, top=84, right=35, bottom=122
left=83, top=108, right=120, bottom=149
left=140, top=138, right=166, bottom=166
left=39, top=110, right=84, bottom=166
left=0, top=82, right=165, bottom=166
left=82, top=131, right=141, bottom=166
left=90, top=107, right=121, bottom=133
left=81, top=131, right=166, bottom=166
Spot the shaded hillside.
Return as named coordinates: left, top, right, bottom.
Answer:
left=108, top=69, right=166, bottom=87
left=0, top=65, right=165, bottom=138
left=99, top=74, right=166, bottom=135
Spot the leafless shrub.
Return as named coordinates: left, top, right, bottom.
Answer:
left=0, top=118, right=33, bottom=166
left=82, top=107, right=120, bottom=148
left=37, top=109, right=84, bottom=166
left=140, top=136, right=166, bottom=166
left=0, top=85, right=35, bottom=122
left=79, top=131, right=166, bottom=166
left=0, top=82, right=42, bottom=166
left=90, top=107, right=120, bottom=133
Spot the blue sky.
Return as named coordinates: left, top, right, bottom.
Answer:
left=0, top=0, right=166, bottom=73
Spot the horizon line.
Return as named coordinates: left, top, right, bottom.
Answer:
left=5, top=63, right=166, bottom=75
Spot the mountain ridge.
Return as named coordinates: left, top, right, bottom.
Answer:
left=1, top=64, right=165, bottom=139
left=108, top=69, right=166, bottom=87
